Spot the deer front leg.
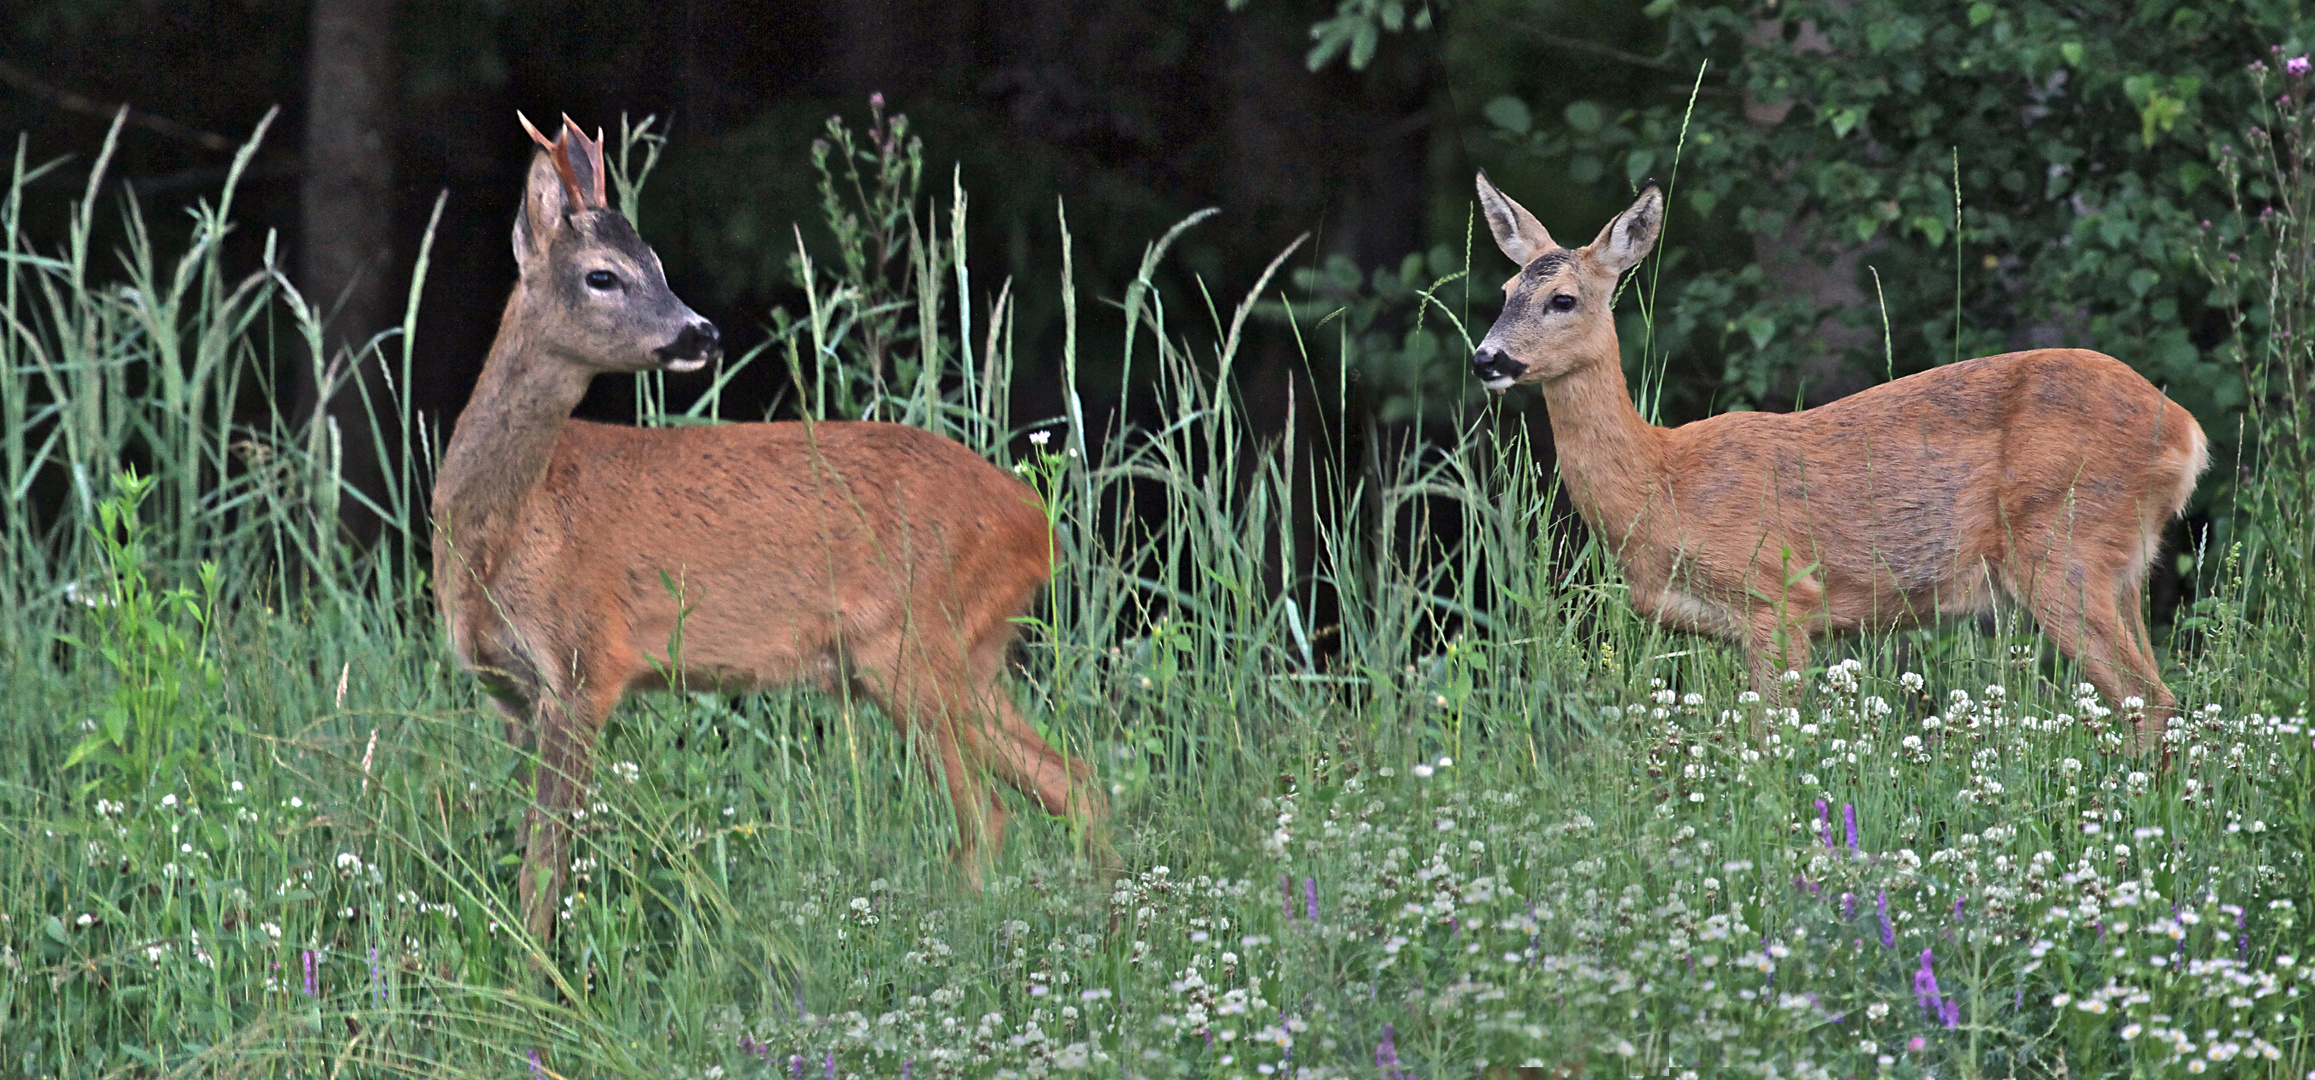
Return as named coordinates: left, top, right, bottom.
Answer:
left=518, top=679, right=617, bottom=944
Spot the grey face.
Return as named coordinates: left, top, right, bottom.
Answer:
left=543, top=209, right=720, bottom=373
left=511, top=145, right=720, bottom=375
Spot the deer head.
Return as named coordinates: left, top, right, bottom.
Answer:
left=1470, top=170, right=1663, bottom=389
left=509, top=113, right=720, bottom=374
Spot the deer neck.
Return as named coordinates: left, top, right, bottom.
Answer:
left=1537, top=343, right=1667, bottom=545
left=433, top=295, right=593, bottom=567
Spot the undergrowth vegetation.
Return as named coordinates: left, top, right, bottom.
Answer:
left=2, top=96, right=2311, bottom=1078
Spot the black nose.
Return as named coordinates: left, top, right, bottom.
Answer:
left=1471, top=347, right=1526, bottom=383
left=656, top=319, right=721, bottom=364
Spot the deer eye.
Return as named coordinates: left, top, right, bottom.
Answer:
left=1548, top=293, right=1577, bottom=312
left=584, top=270, right=621, bottom=291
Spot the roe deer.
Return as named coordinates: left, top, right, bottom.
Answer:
left=433, top=115, right=1111, bottom=942
left=1468, top=172, right=2208, bottom=746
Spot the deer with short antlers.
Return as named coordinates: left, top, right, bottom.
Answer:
left=1468, top=172, right=2208, bottom=746
left=433, top=115, right=1112, bottom=943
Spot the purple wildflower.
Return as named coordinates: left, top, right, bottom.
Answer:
left=1914, top=948, right=1945, bottom=1022
left=1939, top=997, right=1960, bottom=1028
left=302, top=949, right=317, bottom=997
left=790, top=1054, right=804, bottom=1080
left=369, top=946, right=383, bottom=1006
left=1954, top=897, right=1967, bottom=921
left=529, top=1050, right=547, bottom=1080
left=1842, top=892, right=1857, bottom=922
left=1843, top=803, right=1859, bottom=850
left=1816, top=799, right=1832, bottom=847
left=1305, top=876, right=1320, bottom=923
left=823, top=1050, right=834, bottom=1079
left=2290, top=54, right=2311, bottom=78
left=902, top=1061, right=913, bottom=1080
left=1878, top=890, right=1895, bottom=947
left=1375, top=1023, right=1408, bottom=1080
left=1281, top=874, right=1295, bottom=919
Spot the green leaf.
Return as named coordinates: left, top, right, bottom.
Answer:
left=1565, top=100, right=1607, bottom=135
left=1743, top=315, right=1778, bottom=349
left=64, top=733, right=111, bottom=770
left=2128, top=268, right=2161, bottom=297
left=1689, top=189, right=1718, bottom=217
left=1626, top=150, right=1657, bottom=189
left=2060, top=41, right=2084, bottom=67
left=1828, top=106, right=1866, bottom=138
left=44, top=915, right=71, bottom=946
left=1350, top=22, right=1380, bottom=70
left=1968, top=3, right=1995, bottom=25
left=1484, top=96, right=1533, bottom=135
left=1911, top=214, right=1949, bottom=247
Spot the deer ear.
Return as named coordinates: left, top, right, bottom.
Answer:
left=1475, top=170, right=1554, bottom=267
left=1589, top=181, right=1665, bottom=275
left=513, top=147, right=574, bottom=274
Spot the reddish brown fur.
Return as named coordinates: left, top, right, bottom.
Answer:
left=1471, top=173, right=2207, bottom=745
left=437, top=119, right=1110, bottom=943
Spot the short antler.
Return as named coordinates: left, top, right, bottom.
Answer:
left=516, top=110, right=602, bottom=211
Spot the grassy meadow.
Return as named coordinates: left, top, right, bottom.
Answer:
left=2, top=112, right=2312, bottom=1079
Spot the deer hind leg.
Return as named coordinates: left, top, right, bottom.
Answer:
left=1742, top=566, right=1822, bottom=725
left=2113, top=579, right=2179, bottom=748
left=852, top=646, right=1004, bottom=889
left=966, top=619, right=1118, bottom=876
left=517, top=667, right=623, bottom=943
left=2003, top=554, right=2172, bottom=754
left=1743, top=607, right=1812, bottom=727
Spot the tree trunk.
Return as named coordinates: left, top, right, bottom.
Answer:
left=300, top=0, right=397, bottom=544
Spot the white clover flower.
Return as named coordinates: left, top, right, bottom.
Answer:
left=1029, top=430, right=1052, bottom=446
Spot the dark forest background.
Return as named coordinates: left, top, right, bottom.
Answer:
left=7, top=0, right=2305, bottom=620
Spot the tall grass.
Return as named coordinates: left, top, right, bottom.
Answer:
left=0, top=101, right=2309, bottom=1078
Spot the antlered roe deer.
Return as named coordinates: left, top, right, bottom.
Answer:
left=433, top=115, right=1111, bottom=942
left=1467, top=172, right=2208, bottom=747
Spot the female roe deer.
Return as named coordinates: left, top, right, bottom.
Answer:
left=1467, top=172, right=2208, bottom=746
left=433, top=116, right=1110, bottom=942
